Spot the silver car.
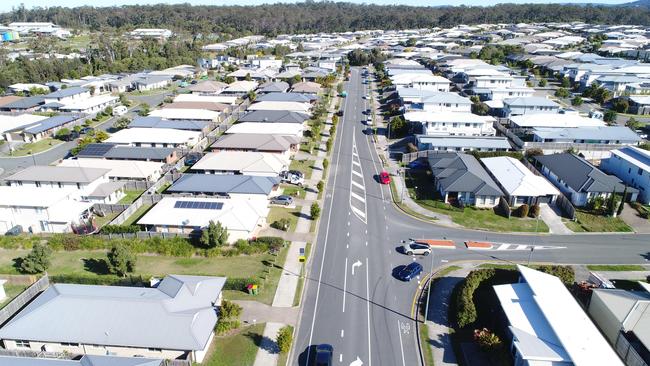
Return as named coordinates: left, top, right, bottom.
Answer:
left=399, top=242, right=431, bottom=256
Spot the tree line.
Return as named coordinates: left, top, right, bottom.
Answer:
left=3, top=2, right=650, bottom=38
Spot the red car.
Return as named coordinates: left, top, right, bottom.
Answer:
left=379, top=171, right=391, bottom=184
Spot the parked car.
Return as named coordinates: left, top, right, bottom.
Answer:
left=314, top=344, right=333, bottom=366
left=399, top=241, right=431, bottom=256
left=80, top=127, right=94, bottom=135
left=280, top=171, right=304, bottom=186
left=5, top=225, right=23, bottom=236
left=408, top=160, right=428, bottom=170
left=184, top=155, right=200, bottom=166
left=112, top=105, right=127, bottom=116
left=379, top=171, right=390, bottom=184
left=270, top=195, right=294, bottom=206
left=395, top=262, right=423, bottom=282
left=336, top=110, right=344, bottom=117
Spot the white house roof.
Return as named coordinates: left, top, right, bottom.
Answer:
left=59, top=95, right=118, bottom=112
left=149, top=108, right=220, bottom=121
left=192, top=151, right=287, bottom=175
left=225, top=122, right=303, bottom=136
left=0, top=186, right=74, bottom=207
left=494, top=265, right=623, bottom=366
left=224, top=80, right=258, bottom=93
left=105, top=128, right=200, bottom=146
left=481, top=157, right=559, bottom=197
left=0, top=275, right=226, bottom=351
left=0, top=114, right=48, bottom=134
left=247, top=101, right=311, bottom=113
left=391, top=73, right=451, bottom=85
left=405, top=111, right=494, bottom=124
left=174, top=94, right=237, bottom=105
left=58, top=158, right=163, bottom=180
left=509, top=114, right=605, bottom=128
left=137, top=197, right=268, bottom=232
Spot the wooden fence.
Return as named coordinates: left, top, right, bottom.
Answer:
left=0, top=275, right=49, bottom=326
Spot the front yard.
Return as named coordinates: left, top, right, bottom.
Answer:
left=564, top=209, right=633, bottom=233
left=289, top=159, right=315, bottom=180
left=6, top=138, right=63, bottom=156
left=406, top=170, right=549, bottom=233
left=267, top=206, right=302, bottom=233
left=201, top=323, right=265, bottom=366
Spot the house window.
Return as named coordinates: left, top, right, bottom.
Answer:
left=639, top=168, right=644, bottom=176
left=61, top=342, right=79, bottom=347
left=57, top=182, right=63, bottom=188
left=15, top=340, right=30, bottom=349
left=35, top=182, right=41, bottom=188
left=148, top=348, right=162, bottom=352
left=77, top=183, right=81, bottom=189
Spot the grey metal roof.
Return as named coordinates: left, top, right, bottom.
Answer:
left=129, top=116, right=210, bottom=131
left=168, top=174, right=279, bottom=195
left=238, top=110, right=310, bottom=124
left=22, top=115, right=79, bottom=134
left=256, top=93, right=318, bottom=103
left=188, top=80, right=228, bottom=93
left=420, top=92, right=472, bottom=105
left=0, top=96, right=44, bottom=110
left=6, top=165, right=109, bottom=184
left=87, top=181, right=126, bottom=198
left=534, top=153, right=636, bottom=194
left=258, top=81, right=289, bottom=93
left=416, top=135, right=511, bottom=149
left=44, top=87, right=88, bottom=99
left=106, top=146, right=176, bottom=160
left=0, top=275, right=226, bottom=351
left=427, top=152, right=503, bottom=196
left=0, top=355, right=163, bottom=366
left=211, top=133, right=299, bottom=151
left=532, top=126, right=641, bottom=143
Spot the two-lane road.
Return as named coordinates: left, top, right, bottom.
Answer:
left=293, top=67, right=650, bottom=366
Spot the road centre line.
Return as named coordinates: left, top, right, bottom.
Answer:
left=343, top=257, right=348, bottom=313
left=366, top=257, right=372, bottom=366
left=397, top=320, right=406, bottom=366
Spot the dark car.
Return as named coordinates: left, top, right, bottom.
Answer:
left=184, top=155, right=200, bottom=166
left=270, top=195, right=294, bottom=206
left=315, top=344, right=333, bottom=366
left=408, top=160, right=428, bottom=170
left=80, top=127, right=94, bottom=135
left=396, top=262, right=423, bottom=281
left=5, top=225, right=23, bottom=236
left=336, top=110, right=344, bottom=117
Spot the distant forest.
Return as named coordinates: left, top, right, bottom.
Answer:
left=2, top=2, right=650, bottom=38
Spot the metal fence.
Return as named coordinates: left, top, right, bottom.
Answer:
left=615, top=332, right=648, bottom=366
left=123, top=180, right=154, bottom=191
left=0, top=349, right=73, bottom=360
left=0, top=275, right=49, bottom=326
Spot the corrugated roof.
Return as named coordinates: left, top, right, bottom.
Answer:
left=211, top=133, right=298, bottom=151
left=6, top=165, right=109, bottom=184
left=44, top=86, right=88, bottom=99
left=129, top=116, right=210, bottom=131
left=238, top=110, right=310, bottom=124
left=427, top=152, right=502, bottom=196
left=168, top=174, right=279, bottom=195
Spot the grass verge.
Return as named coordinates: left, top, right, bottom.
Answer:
left=289, top=159, right=315, bottom=180
left=268, top=206, right=302, bottom=233
left=586, top=264, right=646, bottom=271
left=292, top=242, right=311, bottom=307
left=419, top=322, right=435, bottom=366
left=7, top=138, right=63, bottom=156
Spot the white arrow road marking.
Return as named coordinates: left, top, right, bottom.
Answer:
left=350, top=356, right=363, bottom=366
left=351, top=260, right=362, bottom=275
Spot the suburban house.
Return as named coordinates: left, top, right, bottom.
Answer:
left=508, top=113, right=605, bottom=130
left=58, top=158, right=164, bottom=182
left=415, top=135, right=511, bottom=152
left=390, top=73, right=451, bottom=92
left=290, top=81, right=322, bottom=94
left=42, top=87, right=90, bottom=105
left=137, top=197, right=268, bottom=240
left=627, top=95, right=650, bottom=115
left=256, top=93, right=318, bottom=104
left=191, top=151, right=287, bottom=176
left=588, top=288, right=650, bottom=366
left=105, top=128, right=201, bottom=148
left=0, top=275, right=227, bottom=363
left=210, top=133, right=299, bottom=158
left=167, top=174, right=279, bottom=199
left=600, top=146, right=650, bottom=204
left=225, top=122, right=304, bottom=138
left=221, top=80, right=258, bottom=95
left=502, top=97, right=560, bottom=117
left=533, top=153, right=638, bottom=206
left=247, top=101, right=311, bottom=113
left=258, top=81, right=290, bottom=94
left=164, top=101, right=230, bottom=113
left=55, top=95, right=118, bottom=114
left=399, top=90, right=472, bottom=113
left=531, top=126, right=641, bottom=145
left=189, top=80, right=229, bottom=95
left=0, top=96, right=45, bottom=112
left=493, top=265, right=623, bottom=366
left=134, top=75, right=172, bottom=92
left=0, top=114, right=48, bottom=141
left=4, top=115, right=81, bottom=143
left=77, top=144, right=178, bottom=164
left=0, top=354, right=164, bottom=366
left=148, top=108, right=220, bottom=122
left=482, top=156, right=560, bottom=206
left=173, top=94, right=238, bottom=106
left=427, top=152, right=503, bottom=207
left=404, top=111, right=496, bottom=136
left=129, top=116, right=213, bottom=133
left=237, top=110, right=310, bottom=125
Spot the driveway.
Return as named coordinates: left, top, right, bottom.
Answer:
left=619, top=203, right=650, bottom=233
left=540, top=203, right=572, bottom=234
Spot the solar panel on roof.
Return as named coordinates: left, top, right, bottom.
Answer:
left=173, top=200, right=223, bottom=210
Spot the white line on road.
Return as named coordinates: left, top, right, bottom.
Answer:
left=341, top=329, right=344, bottom=338
left=340, top=354, right=343, bottom=363
left=352, top=160, right=361, bottom=167
left=397, top=320, right=406, bottom=366
left=350, top=191, right=366, bottom=203
left=366, top=257, right=372, bottom=366
left=351, top=180, right=365, bottom=190
left=497, top=244, right=510, bottom=250
left=352, top=170, right=363, bottom=178
left=343, top=257, right=348, bottom=312
left=351, top=205, right=366, bottom=219
left=515, top=244, right=528, bottom=250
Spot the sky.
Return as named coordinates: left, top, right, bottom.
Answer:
left=0, top=0, right=631, bottom=13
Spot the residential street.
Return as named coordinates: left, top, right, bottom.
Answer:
left=292, top=67, right=650, bottom=366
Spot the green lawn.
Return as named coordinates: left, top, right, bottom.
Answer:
left=7, top=138, right=63, bottom=156
left=156, top=182, right=171, bottom=194
left=565, top=210, right=633, bottom=232
left=0, top=283, right=29, bottom=309
left=281, top=184, right=306, bottom=199
left=289, top=159, right=314, bottom=180
left=201, top=323, right=265, bottom=366
left=118, top=190, right=145, bottom=204
left=121, top=204, right=153, bottom=226
left=268, top=206, right=302, bottom=233
left=93, top=211, right=119, bottom=228
left=419, top=323, right=435, bottom=366
left=586, top=264, right=647, bottom=271
left=478, top=263, right=517, bottom=270
left=0, top=246, right=288, bottom=305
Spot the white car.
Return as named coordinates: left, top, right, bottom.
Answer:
left=399, top=242, right=431, bottom=256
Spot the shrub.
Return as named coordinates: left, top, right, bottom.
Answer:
left=271, top=218, right=291, bottom=231
left=224, top=277, right=261, bottom=292
left=19, top=243, right=52, bottom=274
left=101, top=225, right=140, bottom=234
left=529, top=204, right=540, bottom=218
left=215, top=319, right=241, bottom=335
left=276, top=325, right=294, bottom=353
left=326, top=138, right=332, bottom=152
left=220, top=300, right=243, bottom=319
left=322, top=159, right=329, bottom=171
left=536, top=265, right=575, bottom=285
left=317, top=180, right=324, bottom=192
left=406, top=142, right=418, bottom=153
left=473, top=328, right=502, bottom=352
left=517, top=204, right=529, bottom=218
left=106, top=244, right=136, bottom=277
left=310, top=202, right=321, bottom=220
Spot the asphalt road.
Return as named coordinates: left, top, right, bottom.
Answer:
left=293, top=67, right=650, bottom=366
